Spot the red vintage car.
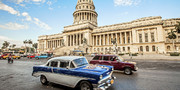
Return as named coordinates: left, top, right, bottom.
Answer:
left=27, top=55, right=35, bottom=59
left=90, top=54, right=138, bottom=75
left=0, top=54, right=8, bottom=59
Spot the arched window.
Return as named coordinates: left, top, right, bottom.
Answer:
left=167, top=46, right=170, bottom=51
left=97, top=48, right=99, bottom=52
left=128, top=47, right=130, bottom=52
left=118, top=47, right=121, bottom=52
left=123, top=47, right=125, bottom=51
left=152, top=45, right=156, bottom=52
left=140, top=46, right=143, bottom=51
left=109, top=47, right=111, bottom=52
left=105, top=48, right=107, bottom=51
left=101, top=48, right=103, bottom=51
left=146, top=46, right=149, bottom=52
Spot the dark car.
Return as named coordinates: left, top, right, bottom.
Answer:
left=90, top=54, right=138, bottom=75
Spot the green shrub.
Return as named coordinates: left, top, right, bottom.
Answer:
left=118, top=53, right=124, bottom=56
left=129, top=53, right=138, bottom=56
left=170, top=52, right=180, bottom=56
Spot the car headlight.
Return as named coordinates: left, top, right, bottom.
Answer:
left=99, top=75, right=103, bottom=79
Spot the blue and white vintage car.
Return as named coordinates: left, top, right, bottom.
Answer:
left=32, top=56, right=115, bottom=90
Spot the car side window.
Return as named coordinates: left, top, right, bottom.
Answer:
left=60, top=61, right=69, bottom=68
left=50, top=61, right=58, bottom=67
left=47, top=62, right=50, bottom=66
left=110, top=56, right=116, bottom=61
left=70, top=62, right=75, bottom=68
left=93, top=56, right=100, bottom=60
left=103, top=56, right=109, bottom=61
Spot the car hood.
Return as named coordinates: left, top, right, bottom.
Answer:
left=124, top=61, right=136, bottom=65
left=77, top=64, right=112, bottom=73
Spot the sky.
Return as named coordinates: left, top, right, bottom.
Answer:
left=0, top=0, right=180, bottom=48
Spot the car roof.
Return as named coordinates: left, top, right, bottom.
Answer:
left=95, top=54, right=117, bottom=57
left=48, top=56, right=85, bottom=62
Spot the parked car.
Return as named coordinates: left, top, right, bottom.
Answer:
left=35, top=54, right=52, bottom=59
left=27, top=55, right=35, bottom=59
left=91, top=53, right=98, bottom=57
left=32, top=56, right=115, bottom=90
left=90, top=55, right=138, bottom=75
left=3, top=54, right=21, bottom=59
left=0, top=54, right=8, bottom=59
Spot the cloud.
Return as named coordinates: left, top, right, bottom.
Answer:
left=33, top=18, right=51, bottom=30
left=0, top=2, right=20, bottom=16
left=0, top=35, right=24, bottom=48
left=114, top=0, right=141, bottom=6
left=22, top=12, right=32, bottom=21
left=0, top=1, right=51, bottom=30
left=0, top=22, right=29, bottom=30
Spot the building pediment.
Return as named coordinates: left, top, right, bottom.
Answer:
left=63, top=22, right=97, bottom=33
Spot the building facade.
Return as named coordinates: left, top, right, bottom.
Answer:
left=38, top=0, right=180, bottom=55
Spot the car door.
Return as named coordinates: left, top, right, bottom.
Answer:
left=100, top=56, right=111, bottom=66
left=52, top=61, right=73, bottom=86
left=111, top=56, right=123, bottom=70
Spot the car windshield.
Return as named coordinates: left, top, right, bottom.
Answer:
left=73, top=58, right=88, bottom=67
left=117, top=56, right=124, bottom=62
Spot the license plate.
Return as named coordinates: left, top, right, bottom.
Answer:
left=110, top=79, right=114, bottom=84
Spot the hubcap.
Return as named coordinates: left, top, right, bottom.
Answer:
left=81, top=83, right=90, bottom=90
left=41, top=77, right=46, bottom=83
left=125, top=68, right=130, bottom=74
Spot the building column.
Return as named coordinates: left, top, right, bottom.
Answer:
left=99, top=35, right=101, bottom=46
left=96, top=35, right=98, bottom=46
left=76, top=34, right=78, bottom=46
left=103, top=34, right=105, bottom=45
left=142, top=29, right=145, bottom=42
left=70, top=35, right=72, bottom=46
left=92, top=35, right=94, bottom=46
left=148, top=28, right=151, bottom=43
left=79, top=34, right=81, bottom=45
left=107, top=34, right=109, bottom=45
left=130, top=31, right=132, bottom=44
left=125, top=32, right=127, bottom=44
left=116, top=33, right=118, bottom=44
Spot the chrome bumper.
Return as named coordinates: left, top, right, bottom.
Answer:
left=93, top=76, right=116, bottom=90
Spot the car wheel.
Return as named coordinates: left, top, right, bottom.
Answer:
left=124, top=67, right=132, bottom=75
left=40, top=75, right=48, bottom=85
left=36, top=57, right=39, bottom=60
left=79, top=81, right=93, bottom=90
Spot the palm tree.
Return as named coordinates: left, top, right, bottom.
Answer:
left=28, top=40, right=33, bottom=53
left=2, top=41, right=10, bottom=51
left=167, top=30, right=177, bottom=51
left=12, top=44, right=16, bottom=49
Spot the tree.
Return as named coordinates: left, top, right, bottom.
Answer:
left=12, top=44, right=16, bottom=48
left=167, top=30, right=177, bottom=51
left=33, top=43, right=38, bottom=53
left=2, top=41, right=10, bottom=50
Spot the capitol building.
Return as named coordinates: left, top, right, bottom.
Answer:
left=38, top=0, right=180, bottom=55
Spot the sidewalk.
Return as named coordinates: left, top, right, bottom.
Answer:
left=121, top=54, right=180, bottom=61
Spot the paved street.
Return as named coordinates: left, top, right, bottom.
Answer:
left=0, top=57, right=180, bottom=90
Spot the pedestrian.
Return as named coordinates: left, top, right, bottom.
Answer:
left=8, top=54, right=13, bottom=64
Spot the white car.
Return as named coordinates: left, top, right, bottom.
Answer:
left=32, top=56, right=115, bottom=90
